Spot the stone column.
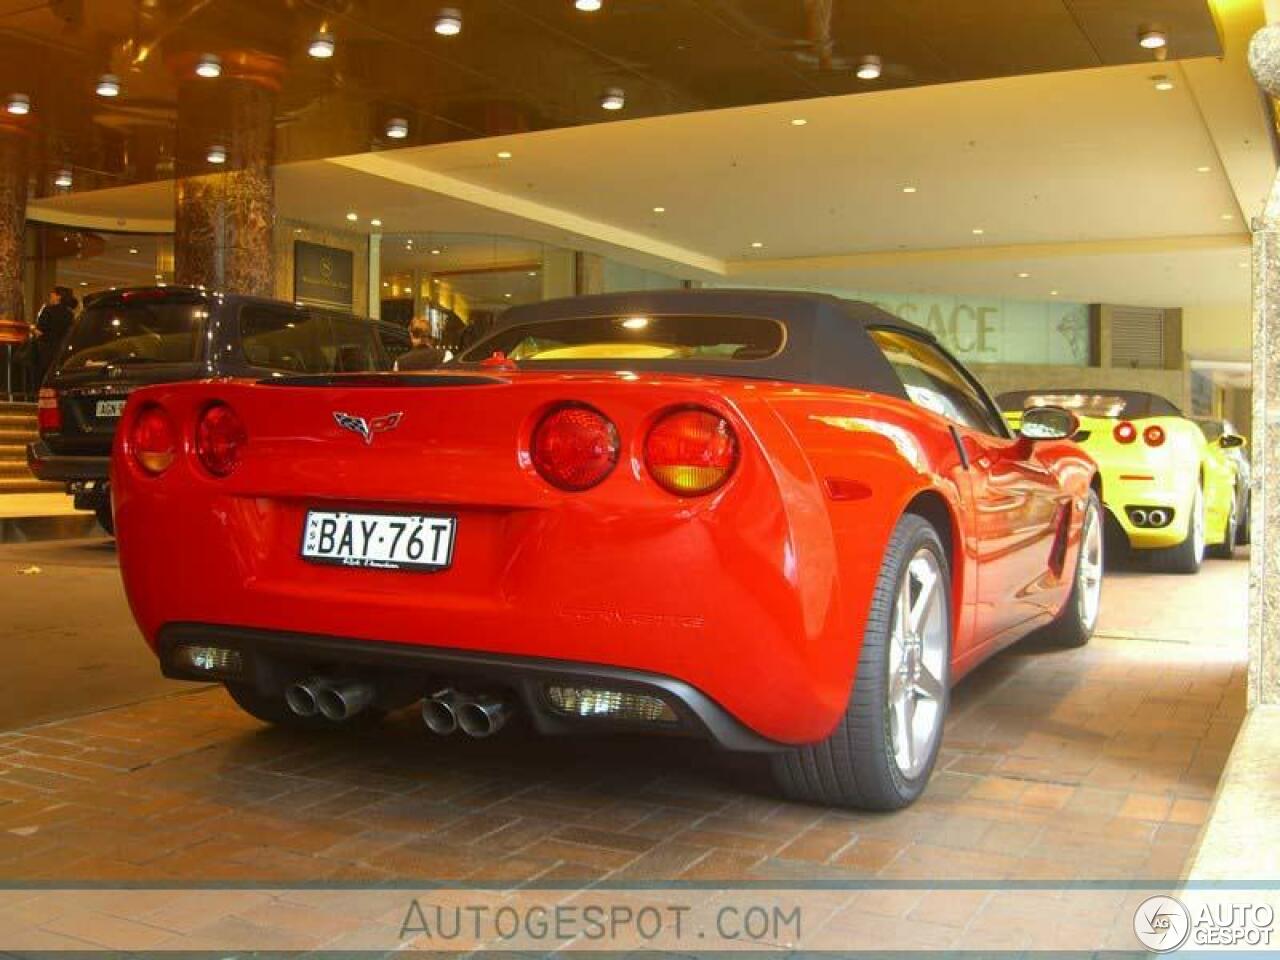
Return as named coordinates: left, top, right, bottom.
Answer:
left=1247, top=25, right=1280, bottom=707
left=0, top=123, right=29, bottom=342
left=172, top=52, right=283, bottom=296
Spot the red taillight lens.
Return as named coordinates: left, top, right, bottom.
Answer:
left=531, top=405, right=619, bottom=491
left=196, top=403, right=247, bottom=477
left=1113, top=421, right=1137, bottom=444
left=130, top=405, right=177, bottom=475
left=644, top=408, right=739, bottom=496
left=36, top=387, right=61, bottom=433
left=1143, top=424, right=1166, bottom=447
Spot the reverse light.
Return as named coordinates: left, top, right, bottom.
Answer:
left=1113, top=421, right=1137, bottom=444
left=644, top=407, right=739, bottom=496
left=531, top=405, right=619, bottom=491
left=130, top=405, right=178, bottom=475
left=196, top=403, right=247, bottom=476
left=1143, top=424, right=1166, bottom=447
left=36, top=387, right=61, bottom=433
left=546, top=685, right=677, bottom=723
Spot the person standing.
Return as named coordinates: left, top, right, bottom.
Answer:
left=29, top=286, right=77, bottom=390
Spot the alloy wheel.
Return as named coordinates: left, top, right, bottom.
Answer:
left=887, top=548, right=947, bottom=779
left=1076, top=498, right=1104, bottom=631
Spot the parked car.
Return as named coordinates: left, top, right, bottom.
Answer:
left=27, top=286, right=410, bottom=534
left=1191, top=416, right=1251, bottom=546
left=999, top=390, right=1240, bottom=572
left=112, top=290, right=1099, bottom=811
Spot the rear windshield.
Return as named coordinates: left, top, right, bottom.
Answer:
left=57, top=301, right=205, bottom=371
left=460, top=314, right=785, bottom=363
left=239, top=305, right=387, bottom=374
left=997, top=390, right=1181, bottom=419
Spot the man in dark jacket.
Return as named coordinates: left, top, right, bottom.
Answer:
left=29, top=286, right=77, bottom=389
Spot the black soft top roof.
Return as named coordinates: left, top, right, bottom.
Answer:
left=460, top=288, right=923, bottom=397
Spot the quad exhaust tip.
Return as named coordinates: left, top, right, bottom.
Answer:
left=286, top=677, right=374, bottom=720
left=422, top=689, right=511, bottom=737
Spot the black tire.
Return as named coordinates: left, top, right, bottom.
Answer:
left=94, top=501, right=115, bottom=537
left=1208, top=494, right=1238, bottom=560
left=771, top=514, right=950, bottom=811
left=1153, top=486, right=1205, bottom=575
left=1042, top=490, right=1103, bottom=647
left=1237, top=491, right=1251, bottom=546
left=224, top=682, right=384, bottom=730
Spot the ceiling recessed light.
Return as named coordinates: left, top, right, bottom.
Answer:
left=95, top=74, right=120, bottom=98
left=575, top=0, right=603, bottom=9
left=1152, top=75, right=1174, bottom=91
left=196, top=53, right=222, bottom=78
left=154, top=273, right=163, bottom=280
left=496, top=150, right=513, bottom=160
left=855, top=55, right=882, bottom=81
left=206, top=143, right=227, bottom=164
left=1196, top=165, right=1212, bottom=173
left=308, top=31, right=335, bottom=58
left=1016, top=271, right=1031, bottom=278
left=528, top=270, right=538, bottom=276
left=621, top=316, right=649, bottom=329
left=971, top=227, right=984, bottom=236
left=385, top=117, right=409, bottom=139
left=78, top=281, right=88, bottom=287
left=434, top=8, right=462, bottom=36
left=370, top=218, right=382, bottom=227
left=1050, top=290, right=1060, bottom=296
left=1221, top=213, right=1235, bottom=220
left=1239, top=261, right=1249, bottom=268
left=790, top=117, right=808, bottom=126
left=129, top=247, right=139, bottom=255
left=600, top=87, right=626, bottom=110
left=1138, top=27, right=1167, bottom=50
left=382, top=281, right=389, bottom=287
left=503, top=292, right=513, bottom=299
left=901, top=186, right=917, bottom=194
left=53, top=168, right=72, bottom=189
left=750, top=241, right=764, bottom=248
left=652, top=205, right=666, bottom=213
left=5, top=93, right=30, bottom=116
left=346, top=212, right=358, bottom=222
left=430, top=248, right=441, bottom=255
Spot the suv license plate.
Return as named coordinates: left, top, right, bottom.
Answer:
left=95, top=399, right=126, bottom=418
left=300, top=510, right=456, bottom=572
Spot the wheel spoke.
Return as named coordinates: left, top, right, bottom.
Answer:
left=908, top=562, right=937, bottom=636
left=913, top=663, right=945, bottom=702
left=899, top=693, right=917, bottom=770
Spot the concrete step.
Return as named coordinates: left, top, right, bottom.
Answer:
left=0, top=428, right=35, bottom=444
left=0, top=443, right=26, bottom=461
left=0, top=413, right=36, bottom=429
left=0, top=401, right=35, bottom=416
left=0, top=476, right=60, bottom=494
left=0, top=460, right=37, bottom=477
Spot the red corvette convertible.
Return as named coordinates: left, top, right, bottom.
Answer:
left=113, top=289, right=1100, bottom=810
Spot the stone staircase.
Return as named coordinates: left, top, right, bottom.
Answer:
left=0, top=401, right=60, bottom=494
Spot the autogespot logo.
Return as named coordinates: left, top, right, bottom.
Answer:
left=1134, top=895, right=1192, bottom=953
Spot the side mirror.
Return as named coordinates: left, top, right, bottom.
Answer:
left=1219, top=433, right=1246, bottom=450
left=1019, top=405, right=1079, bottom=442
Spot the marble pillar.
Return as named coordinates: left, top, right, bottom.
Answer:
left=0, top=126, right=28, bottom=344
left=173, top=53, right=282, bottom=296
left=1247, top=25, right=1280, bottom=707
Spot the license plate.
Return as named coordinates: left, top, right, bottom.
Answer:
left=95, top=399, right=126, bottom=418
left=300, top=510, right=456, bottom=572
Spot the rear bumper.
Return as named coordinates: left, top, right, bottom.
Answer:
left=27, top=439, right=109, bottom=482
left=158, top=623, right=784, bottom=752
left=1099, top=466, right=1193, bottom=549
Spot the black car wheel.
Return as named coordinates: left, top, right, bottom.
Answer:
left=772, top=513, right=950, bottom=811
left=1154, top=486, right=1205, bottom=574
left=94, top=501, right=114, bottom=536
left=1208, top=494, right=1238, bottom=560
left=1042, top=491, right=1103, bottom=647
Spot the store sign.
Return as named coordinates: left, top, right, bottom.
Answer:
left=859, top=292, right=1091, bottom=366
left=294, top=241, right=354, bottom=309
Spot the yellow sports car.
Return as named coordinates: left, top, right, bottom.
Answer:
left=998, top=390, right=1241, bottom=574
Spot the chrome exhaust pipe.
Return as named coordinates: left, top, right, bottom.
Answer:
left=457, top=695, right=510, bottom=738
left=1130, top=509, right=1148, bottom=527
left=316, top=680, right=375, bottom=721
left=1147, top=509, right=1168, bottom=527
left=285, top=677, right=326, bottom=717
left=422, top=688, right=461, bottom=735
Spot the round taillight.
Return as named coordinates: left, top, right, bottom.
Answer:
left=196, top=403, right=247, bottom=476
left=1113, top=421, right=1137, bottom=444
left=645, top=408, right=739, bottom=496
left=1143, top=424, right=1166, bottom=447
left=130, top=405, right=177, bottom=475
left=531, top=405, right=619, bottom=491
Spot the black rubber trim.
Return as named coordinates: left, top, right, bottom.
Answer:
left=948, top=425, right=970, bottom=470
left=26, top=440, right=109, bottom=481
left=157, top=623, right=786, bottom=753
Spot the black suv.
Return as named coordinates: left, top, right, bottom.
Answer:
left=28, top=286, right=410, bottom=534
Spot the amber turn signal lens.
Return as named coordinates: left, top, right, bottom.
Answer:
left=130, top=405, right=178, bottom=475
left=531, top=405, right=620, bottom=491
left=645, top=408, right=738, bottom=496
